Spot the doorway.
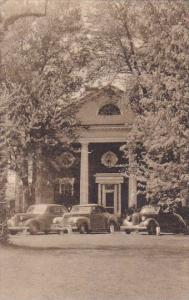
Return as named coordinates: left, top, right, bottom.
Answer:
left=99, top=183, right=121, bottom=214
left=95, top=174, right=124, bottom=215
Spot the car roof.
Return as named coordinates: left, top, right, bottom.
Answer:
left=142, top=205, right=159, bottom=209
left=30, top=204, right=63, bottom=207
left=73, top=204, right=99, bottom=207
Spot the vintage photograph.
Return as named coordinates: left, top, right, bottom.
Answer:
left=0, top=0, right=189, bottom=300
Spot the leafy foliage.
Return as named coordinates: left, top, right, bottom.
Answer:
left=102, top=0, right=189, bottom=204
left=1, top=2, right=96, bottom=210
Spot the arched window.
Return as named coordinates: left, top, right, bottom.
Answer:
left=98, top=103, right=121, bottom=116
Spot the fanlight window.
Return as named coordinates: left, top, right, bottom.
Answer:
left=98, top=103, right=121, bottom=116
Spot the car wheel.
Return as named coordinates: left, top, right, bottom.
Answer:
left=9, top=231, right=18, bottom=235
left=185, top=224, right=189, bottom=235
left=109, top=222, right=116, bottom=234
left=125, top=230, right=131, bottom=234
left=148, top=222, right=157, bottom=235
left=29, top=222, right=39, bottom=235
left=79, top=223, right=88, bottom=234
left=44, top=230, right=50, bottom=235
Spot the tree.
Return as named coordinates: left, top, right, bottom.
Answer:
left=101, top=0, right=189, bottom=204
left=0, top=0, right=50, bottom=242
left=2, top=2, right=96, bottom=211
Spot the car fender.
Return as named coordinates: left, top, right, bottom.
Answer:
left=173, top=213, right=187, bottom=229
left=53, top=217, right=63, bottom=224
left=9, top=215, right=20, bottom=226
left=74, top=217, right=90, bottom=229
left=25, top=217, right=41, bottom=229
left=144, top=218, right=160, bottom=228
left=122, top=219, right=133, bottom=227
left=107, top=216, right=119, bottom=229
left=7, top=218, right=16, bottom=227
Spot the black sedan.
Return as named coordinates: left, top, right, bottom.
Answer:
left=120, top=205, right=187, bottom=235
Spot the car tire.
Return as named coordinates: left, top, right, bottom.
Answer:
left=8, top=229, right=18, bottom=235
left=109, top=222, right=116, bottom=234
left=185, top=224, right=189, bottom=235
left=148, top=222, right=157, bottom=235
left=44, top=230, right=50, bottom=235
left=29, top=222, right=39, bottom=235
left=79, top=224, right=88, bottom=234
left=125, top=230, right=131, bottom=234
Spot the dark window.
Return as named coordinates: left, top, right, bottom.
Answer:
left=48, top=206, right=61, bottom=214
left=98, top=206, right=106, bottom=213
left=60, top=207, right=67, bottom=214
left=62, top=183, right=73, bottom=196
left=106, top=193, right=114, bottom=207
left=92, top=206, right=100, bottom=213
left=98, top=104, right=121, bottom=116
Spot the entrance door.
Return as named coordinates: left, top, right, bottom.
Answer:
left=96, top=173, right=124, bottom=215
left=98, top=183, right=121, bottom=215
left=105, top=192, right=114, bottom=214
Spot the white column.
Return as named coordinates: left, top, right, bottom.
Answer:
left=98, top=184, right=102, bottom=205
left=114, top=184, right=118, bottom=214
left=80, top=142, right=89, bottom=204
left=118, top=183, right=121, bottom=215
left=128, top=151, right=137, bottom=208
left=102, top=184, right=106, bottom=207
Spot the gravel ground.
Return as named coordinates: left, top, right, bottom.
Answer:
left=0, top=233, right=189, bottom=300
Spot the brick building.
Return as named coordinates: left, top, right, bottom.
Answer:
left=32, top=85, right=142, bottom=216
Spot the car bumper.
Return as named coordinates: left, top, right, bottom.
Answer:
left=120, top=224, right=148, bottom=232
left=51, top=224, right=78, bottom=233
left=8, top=226, right=29, bottom=233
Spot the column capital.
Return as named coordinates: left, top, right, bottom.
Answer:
left=80, top=140, right=89, bottom=146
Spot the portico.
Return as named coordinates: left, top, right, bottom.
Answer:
left=32, top=86, right=139, bottom=215
left=79, top=136, right=138, bottom=214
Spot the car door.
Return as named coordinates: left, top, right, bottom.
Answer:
left=45, top=206, right=62, bottom=229
left=156, top=212, right=170, bottom=232
left=157, top=212, right=178, bottom=233
left=90, top=206, right=106, bottom=231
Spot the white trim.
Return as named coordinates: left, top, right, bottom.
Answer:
left=95, top=173, right=124, bottom=184
left=79, top=137, right=127, bottom=143
left=80, top=142, right=89, bottom=204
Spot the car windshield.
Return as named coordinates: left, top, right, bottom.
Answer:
left=27, top=205, right=47, bottom=214
left=71, top=206, right=92, bottom=213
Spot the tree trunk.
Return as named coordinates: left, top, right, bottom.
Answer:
left=31, top=154, right=37, bottom=205
left=0, top=112, right=8, bottom=242
left=19, top=156, right=32, bottom=211
left=22, top=181, right=31, bottom=211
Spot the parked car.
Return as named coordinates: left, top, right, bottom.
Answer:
left=120, top=205, right=187, bottom=235
left=175, top=206, right=189, bottom=233
left=52, top=204, right=119, bottom=234
left=7, top=204, right=67, bottom=235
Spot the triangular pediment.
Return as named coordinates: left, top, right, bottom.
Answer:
left=77, top=85, right=134, bottom=126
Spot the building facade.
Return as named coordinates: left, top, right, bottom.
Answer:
left=33, top=86, right=143, bottom=216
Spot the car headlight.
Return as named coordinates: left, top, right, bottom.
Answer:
left=123, top=219, right=129, bottom=225
left=126, top=215, right=131, bottom=221
left=53, top=218, right=59, bottom=224
left=7, top=219, right=15, bottom=227
left=141, top=216, right=146, bottom=221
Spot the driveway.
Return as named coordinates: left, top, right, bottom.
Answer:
left=0, top=233, right=189, bottom=300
